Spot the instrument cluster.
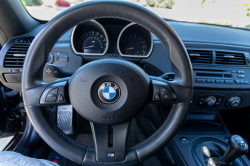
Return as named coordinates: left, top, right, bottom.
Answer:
left=71, top=20, right=153, bottom=58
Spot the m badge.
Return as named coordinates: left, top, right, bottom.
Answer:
left=107, top=153, right=115, bottom=158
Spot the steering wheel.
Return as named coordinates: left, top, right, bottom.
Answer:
left=22, top=1, right=193, bottom=165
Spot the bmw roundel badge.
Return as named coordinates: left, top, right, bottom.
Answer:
left=98, top=82, right=121, bottom=104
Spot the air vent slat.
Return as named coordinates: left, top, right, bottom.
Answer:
left=216, top=57, right=244, bottom=60
left=215, top=51, right=246, bottom=65
left=11, top=45, right=30, bottom=47
left=187, top=50, right=212, bottom=64
left=216, top=58, right=244, bottom=62
left=8, top=51, right=28, bottom=53
left=4, top=65, right=23, bottom=67
left=4, top=61, right=24, bottom=63
left=9, top=49, right=29, bottom=51
left=3, top=37, right=34, bottom=68
left=191, top=57, right=212, bottom=59
left=5, top=57, right=25, bottom=59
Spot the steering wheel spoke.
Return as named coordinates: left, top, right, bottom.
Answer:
left=150, top=76, right=193, bottom=104
left=22, top=78, right=70, bottom=107
left=90, top=122, right=131, bottom=162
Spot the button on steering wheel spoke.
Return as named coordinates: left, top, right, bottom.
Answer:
left=150, top=77, right=177, bottom=103
left=40, top=81, right=69, bottom=105
left=150, top=76, right=193, bottom=104
left=22, top=78, right=70, bottom=107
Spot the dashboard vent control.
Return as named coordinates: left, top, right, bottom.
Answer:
left=187, top=50, right=212, bottom=64
left=215, top=52, right=246, bottom=65
left=3, top=37, right=34, bottom=68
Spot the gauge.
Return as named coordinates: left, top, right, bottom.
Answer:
left=78, top=31, right=106, bottom=53
left=119, top=34, right=148, bottom=55
left=71, top=20, right=109, bottom=55
left=117, top=23, right=153, bottom=58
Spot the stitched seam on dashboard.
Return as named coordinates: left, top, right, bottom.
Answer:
left=44, top=109, right=95, bottom=151
left=127, top=105, right=175, bottom=151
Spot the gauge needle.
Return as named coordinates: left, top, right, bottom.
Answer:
left=124, top=47, right=134, bottom=50
left=82, top=45, right=94, bottom=49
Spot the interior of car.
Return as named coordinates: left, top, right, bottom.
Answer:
left=0, top=0, right=250, bottom=165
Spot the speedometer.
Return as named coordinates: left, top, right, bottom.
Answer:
left=117, top=23, right=153, bottom=58
left=71, top=20, right=109, bottom=55
left=79, top=31, right=106, bottom=53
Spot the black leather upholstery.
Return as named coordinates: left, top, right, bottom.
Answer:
left=22, top=1, right=193, bottom=165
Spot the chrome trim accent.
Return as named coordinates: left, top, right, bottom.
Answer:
left=224, top=55, right=235, bottom=58
left=189, top=54, right=200, bottom=57
left=117, top=23, right=153, bottom=58
left=71, top=20, right=109, bottom=56
left=14, top=54, right=26, bottom=57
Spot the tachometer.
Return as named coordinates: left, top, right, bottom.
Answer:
left=117, top=23, right=153, bottom=58
left=119, top=33, right=148, bottom=55
left=71, top=20, right=109, bottom=55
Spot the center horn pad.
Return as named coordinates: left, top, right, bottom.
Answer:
left=69, top=59, right=150, bottom=125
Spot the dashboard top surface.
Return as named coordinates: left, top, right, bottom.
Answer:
left=24, top=20, right=250, bottom=48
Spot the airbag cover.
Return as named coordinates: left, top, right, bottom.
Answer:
left=68, top=59, right=150, bottom=125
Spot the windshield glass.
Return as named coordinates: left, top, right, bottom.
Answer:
left=21, top=0, right=250, bottom=29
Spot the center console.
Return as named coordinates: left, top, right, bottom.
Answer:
left=168, top=109, right=250, bottom=166
left=134, top=103, right=250, bottom=166
left=188, top=66, right=250, bottom=111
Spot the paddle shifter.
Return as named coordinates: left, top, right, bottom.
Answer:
left=221, top=135, right=249, bottom=164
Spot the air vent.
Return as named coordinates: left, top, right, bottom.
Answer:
left=15, top=37, right=34, bottom=44
left=187, top=50, right=212, bottom=64
left=215, top=52, right=246, bottom=65
left=4, top=37, right=34, bottom=68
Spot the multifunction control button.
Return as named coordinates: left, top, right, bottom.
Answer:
left=197, top=95, right=224, bottom=107
left=216, top=80, right=224, bottom=83
left=46, top=95, right=57, bottom=102
left=154, top=93, right=160, bottom=100
left=238, top=75, right=245, bottom=78
left=45, top=88, right=58, bottom=102
left=151, top=80, right=177, bottom=102
left=235, top=80, right=249, bottom=84
left=40, top=81, right=68, bottom=105
left=154, top=86, right=172, bottom=101
left=226, top=96, right=242, bottom=108
left=206, top=79, right=215, bottom=83
left=159, top=86, right=172, bottom=101
left=57, top=94, right=64, bottom=102
left=195, top=79, right=206, bottom=83
left=225, top=80, right=234, bottom=84
left=204, top=96, right=216, bottom=107
left=49, top=88, right=58, bottom=95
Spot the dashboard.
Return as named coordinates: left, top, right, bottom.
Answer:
left=1, top=18, right=250, bottom=111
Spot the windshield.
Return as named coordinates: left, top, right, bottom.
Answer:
left=21, top=0, right=250, bottom=29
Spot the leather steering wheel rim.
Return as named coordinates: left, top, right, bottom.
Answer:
left=22, top=1, right=193, bottom=165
